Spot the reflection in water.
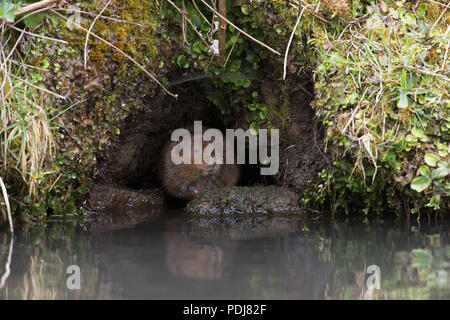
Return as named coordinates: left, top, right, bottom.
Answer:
left=0, top=234, right=13, bottom=290
left=0, top=213, right=449, bottom=299
left=165, top=232, right=227, bottom=280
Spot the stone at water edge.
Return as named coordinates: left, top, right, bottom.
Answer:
left=185, top=186, right=302, bottom=216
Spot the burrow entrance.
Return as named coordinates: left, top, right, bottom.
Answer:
left=93, top=71, right=330, bottom=203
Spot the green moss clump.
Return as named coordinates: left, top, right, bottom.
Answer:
left=305, top=0, right=449, bottom=213
left=1, top=1, right=163, bottom=221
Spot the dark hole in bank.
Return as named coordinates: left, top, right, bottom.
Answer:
left=97, top=71, right=273, bottom=198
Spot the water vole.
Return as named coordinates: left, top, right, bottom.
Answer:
left=159, top=128, right=240, bottom=200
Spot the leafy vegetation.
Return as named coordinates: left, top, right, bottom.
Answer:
left=306, top=0, right=449, bottom=213
left=0, top=0, right=448, bottom=223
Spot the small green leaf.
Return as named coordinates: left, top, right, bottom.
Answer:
left=0, top=0, right=17, bottom=22
left=201, top=21, right=211, bottom=32
left=419, top=165, right=430, bottom=177
left=417, top=4, right=427, bottom=19
left=403, top=12, right=417, bottom=26
left=249, top=122, right=259, bottom=135
left=401, top=69, right=407, bottom=89
left=241, top=4, right=249, bottom=15
left=229, top=59, right=242, bottom=72
left=398, top=91, right=408, bottom=109
left=431, top=165, right=449, bottom=180
left=259, top=108, right=268, bottom=120
left=24, top=12, right=45, bottom=28
left=247, top=103, right=258, bottom=111
left=424, top=153, right=438, bottom=167
left=410, top=176, right=432, bottom=192
left=176, top=55, right=189, bottom=68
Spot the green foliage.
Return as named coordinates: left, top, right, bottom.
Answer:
left=0, top=0, right=22, bottom=22
left=306, top=0, right=449, bottom=213
left=1, top=0, right=160, bottom=221
left=162, top=0, right=285, bottom=128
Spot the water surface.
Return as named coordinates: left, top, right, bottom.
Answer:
left=0, top=210, right=449, bottom=299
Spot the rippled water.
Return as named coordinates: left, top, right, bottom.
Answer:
left=0, top=210, right=449, bottom=300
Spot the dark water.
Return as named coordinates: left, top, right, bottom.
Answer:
left=0, top=210, right=449, bottom=300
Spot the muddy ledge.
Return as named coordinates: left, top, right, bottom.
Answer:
left=85, top=183, right=164, bottom=232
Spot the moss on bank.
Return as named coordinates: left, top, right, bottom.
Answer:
left=1, top=0, right=164, bottom=221
left=1, top=0, right=448, bottom=223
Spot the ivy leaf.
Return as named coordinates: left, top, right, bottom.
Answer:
left=424, top=153, right=438, bottom=167
left=176, top=55, right=189, bottom=68
left=247, top=103, right=258, bottom=111
left=431, top=162, right=449, bottom=179
left=419, top=165, right=430, bottom=177
left=241, top=4, right=249, bottom=15
left=229, top=59, right=241, bottom=72
left=0, top=0, right=20, bottom=23
left=249, top=122, right=259, bottom=135
left=410, top=176, right=431, bottom=192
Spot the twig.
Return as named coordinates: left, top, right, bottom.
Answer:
left=224, top=32, right=240, bottom=66
left=50, top=9, right=177, bottom=98
left=181, top=0, right=190, bottom=46
left=407, top=65, right=450, bottom=82
left=52, top=8, right=150, bottom=28
left=218, top=0, right=227, bottom=65
left=283, top=4, right=312, bottom=80
left=84, top=0, right=112, bottom=70
left=9, top=73, right=67, bottom=100
left=9, top=25, right=68, bottom=44
left=442, top=25, right=449, bottom=70
left=14, top=0, right=58, bottom=17
left=198, top=0, right=281, bottom=55
left=192, top=0, right=212, bottom=27
left=288, top=0, right=329, bottom=24
left=13, top=4, right=56, bottom=27
left=425, top=0, right=450, bottom=9
left=9, top=59, right=49, bottom=71
left=166, top=0, right=210, bottom=49
left=0, top=29, right=25, bottom=91
left=431, top=4, right=447, bottom=30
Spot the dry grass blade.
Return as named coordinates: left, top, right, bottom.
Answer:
left=84, top=0, right=112, bottom=69
left=8, top=73, right=66, bottom=100
left=166, top=0, right=210, bottom=48
left=14, top=0, right=58, bottom=17
left=0, top=176, right=13, bottom=233
left=52, top=8, right=150, bottom=28
left=283, top=4, right=313, bottom=80
left=8, top=25, right=68, bottom=44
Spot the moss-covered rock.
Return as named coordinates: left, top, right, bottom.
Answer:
left=185, top=186, right=302, bottom=216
